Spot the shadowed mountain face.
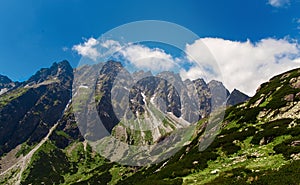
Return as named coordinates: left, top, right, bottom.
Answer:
left=0, top=75, right=12, bottom=84
left=115, top=68, right=300, bottom=185
left=207, top=80, right=230, bottom=109
left=103, top=62, right=243, bottom=121
left=227, top=88, right=250, bottom=106
left=129, top=76, right=182, bottom=117
left=0, top=75, right=19, bottom=95
left=0, top=75, right=12, bottom=89
left=90, top=61, right=242, bottom=146
left=0, top=60, right=248, bottom=154
left=0, top=60, right=73, bottom=156
left=0, top=60, right=253, bottom=184
left=95, top=61, right=124, bottom=134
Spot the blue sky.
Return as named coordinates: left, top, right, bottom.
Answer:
left=0, top=0, right=300, bottom=94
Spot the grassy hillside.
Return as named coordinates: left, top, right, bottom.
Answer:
left=1, top=67, right=300, bottom=184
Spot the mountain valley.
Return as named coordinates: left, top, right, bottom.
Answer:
left=0, top=60, right=299, bottom=185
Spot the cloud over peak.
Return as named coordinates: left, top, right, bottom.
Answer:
left=72, top=38, right=100, bottom=61
left=119, top=44, right=177, bottom=71
left=73, top=38, right=178, bottom=72
left=73, top=37, right=300, bottom=96
left=185, top=37, right=300, bottom=96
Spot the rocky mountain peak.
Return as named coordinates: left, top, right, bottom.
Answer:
left=0, top=60, right=73, bottom=158
left=26, top=60, right=73, bottom=85
left=0, top=60, right=261, bottom=184
left=0, top=75, right=18, bottom=95
left=104, top=60, right=123, bottom=70
left=56, top=60, right=73, bottom=76
left=207, top=80, right=230, bottom=108
left=227, top=88, right=250, bottom=106
left=156, top=71, right=182, bottom=82
left=208, top=80, right=226, bottom=89
left=0, top=74, right=12, bottom=84
left=193, top=78, right=207, bottom=88
left=207, top=80, right=230, bottom=97
left=132, top=70, right=153, bottom=80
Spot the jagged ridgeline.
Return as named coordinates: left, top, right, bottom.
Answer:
left=0, top=61, right=73, bottom=156
left=117, top=67, right=300, bottom=185
left=7, top=60, right=297, bottom=185
left=78, top=61, right=236, bottom=146
left=72, top=61, right=237, bottom=166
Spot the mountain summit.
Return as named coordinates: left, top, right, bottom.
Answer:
left=0, top=60, right=255, bottom=184
left=0, top=61, right=73, bottom=157
left=0, top=75, right=19, bottom=95
left=227, top=88, right=250, bottom=106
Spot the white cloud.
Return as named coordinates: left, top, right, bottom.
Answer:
left=73, top=38, right=178, bottom=71
left=72, top=37, right=100, bottom=61
left=180, top=66, right=213, bottom=82
left=119, top=44, right=177, bottom=71
left=184, top=38, right=300, bottom=96
left=100, top=39, right=121, bottom=49
left=73, top=37, right=300, bottom=96
left=268, top=0, right=290, bottom=7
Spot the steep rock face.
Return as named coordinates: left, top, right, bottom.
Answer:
left=227, top=89, right=250, bottom=106
left=92, top=61, right=242, bottom=146
left=0, top=60, right=254, bottom=184
left=0, top=75, right=13, bottom=91
left=0, top=75, right=19, bottom=95
left=207, top=80, right=230, bottom=109
left=0, top=60, right=73, bottom=156
left=49, top=67, right=300, bottom=185
left=26, top=60, right=73, bottom=85
left=132, top=70, right=152, bottom=80
left=117, top=68, right=300, bottom=185
left=95, top=61, right=124, bottom=134
left=157, top=71, right=199, bottom=122
left=130, top=76, right=181, bottom=117
left=75, top=61, right=248, bottom=146
left=189, top=78, right=212, bottom=118
left=0, top=60, right=249, bottom=158
left=49, top=105, right=83, bottom=149
left=0, top=75, right=12, bottom=84
left=94, top=63, right=190, bottom=145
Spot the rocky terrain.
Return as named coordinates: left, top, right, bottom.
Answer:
left=118, top=67, right=300, bottom=184
left=1, top=60, right=298, bottom=185
left=226, top=89, right=250, bottom=106
left=0, top=75, right=20, bottom=95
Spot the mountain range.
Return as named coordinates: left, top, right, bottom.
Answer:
left=0, top=60, right=299, bottom=184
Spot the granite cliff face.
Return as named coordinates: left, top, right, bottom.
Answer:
left=0, top=60, right=73, bottom=156
left=116, top=68, right=300, bottom=185
left=92, top=62, right=242, bottom=146
left=0, top=60, right=254, bottom=184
